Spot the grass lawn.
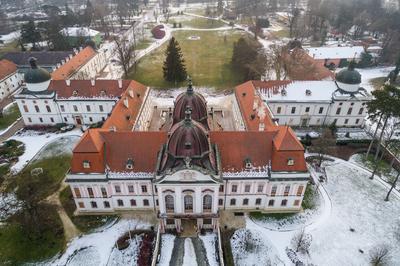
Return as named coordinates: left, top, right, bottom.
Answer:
left=0, top=139, right=25, bottom=183
left=60, top=186, right=118, bottom=233
left=370, top=77, right=386, bottom=90
left=170, top=17, right=226, bottom=29
left=0, top=205, right=65, bottom=264
left=271, top=29, right=289, bottom=38
left=136, top=39, right=152, bottom=50
left=360, top=153, right=395, bottom=177
left=0, top=103, right=21, bottom=130
left=0, top=41, right=19, bottom=57
left=128, top=30, right=247, bottom=89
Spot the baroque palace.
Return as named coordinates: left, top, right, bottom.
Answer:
left=17, top=58, right=314, bottom=232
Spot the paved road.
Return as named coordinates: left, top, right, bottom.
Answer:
left=0, top=118, right=24, bottom=142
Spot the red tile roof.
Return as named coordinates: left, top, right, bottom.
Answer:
left=273, top=126, right=304, bottom=151
left=235, top=81, right=276, bottom=130
left=51, top=46, right=96, bottom=80
left=102, top=80, right=148, bottom=131
left=49, top=79, right=131, bottom=99
left=0, top=59, right=17, bottom=80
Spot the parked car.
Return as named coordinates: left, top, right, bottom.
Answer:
left=60, top=125, right=75, bottom=132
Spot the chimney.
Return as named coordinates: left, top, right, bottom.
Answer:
left=118, top=79, right=123, bottom=89
left=128, top=89, right=134, bottom=98
left=259, top=122, right=265, bottom=131
left=109, top=126, right=116, bottom=132
left=52, top=66, right=56, bottom=71
left=66, top=79, right=71, bottom=86
left=123, top=98, right=129, bottom=108
left=91, top=79, right=95, bottom=86
left=56, top=63, right=61, bottom=68
left=65, top=57, right=69, bottom=62
left=73, top=48, right=78, bottom=54
left=61, top=59, right=65, bottom=64
left=69, top=54, right=73, bottom=59
left=79, top=46, right=83, bottom=51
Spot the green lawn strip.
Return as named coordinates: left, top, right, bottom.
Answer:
left=128, top=30, right=246, bottom=89
left=60, top=186, right=118, bottom=233
left=0, top=139, right=25, bottom=185
left=0, top=40, right=20, bottom=57
left=0, top=204, right=64, bottom=264
left=136, top=39, right=152, bottom=50
left=0, top=103, right=21, bottom=130
left=179, top=17, right=226, bottom=29
left=221, top=228, right=235, bottom=266
left=361, top=153, right=394, bottom=176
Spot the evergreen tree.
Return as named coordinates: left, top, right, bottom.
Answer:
left=20, top=20, right=41, bottom=50
left=82, top=0, right=94, bottom=26
left=162, top=37, right=187, bottom=82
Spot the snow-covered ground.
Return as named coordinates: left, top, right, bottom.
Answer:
left=199, top=233, right=219, bottom=266
left=0, top=30, right=20, bottom=44
left=33, top=135, right=81, bottom=161
left=47, top=219, right=150, bottom=266
left=241, top=157, right=400, bottom=265
left=9, top=129, right=82, bottom=173
left=357, top=66, right=394, bottom=93
left=182, top=238, right=197, bottom=265
left=108, top=234, right=142, bottom=266
left=157, top=234, right=175, bottom=266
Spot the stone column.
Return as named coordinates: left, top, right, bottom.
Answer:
left=175, top=187, right=182, bottom=213
left=195, top=187, right=202, bottom=214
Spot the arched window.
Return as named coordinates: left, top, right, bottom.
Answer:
left=165, top=195, right=174, bottom=213
left=297, top=185, right=304, bottom=196
left=203, top=195, right=212, bottom=212
left=184, top=195, right=193, bottom=213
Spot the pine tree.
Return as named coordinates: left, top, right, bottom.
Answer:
left=163, top=37, right=187, bottom=82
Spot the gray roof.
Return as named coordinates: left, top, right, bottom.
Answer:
left=2, top=51, right=73, bottom=66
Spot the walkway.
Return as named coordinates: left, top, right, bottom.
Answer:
left=169, top=236, right=209, bottom=266
left=0, top=118, right=23, bottom=142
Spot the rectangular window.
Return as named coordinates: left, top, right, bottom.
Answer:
left=230, top=199, right=236, bottom=206
left=319, top=107, right=324, bottom=114
left=74, top=188, right=81, bottom=198
left=347, top=108, right=352, bottom=115
left=297, top=186, right=304, bottom=196
left=268, top=199, right=274, bottom=206
left=255, top=198, right=261, bottom=205
left=39, top=117, right=43, bottom=123
left=141, top=185, right=147, bottom=193
left=89, top=117, right=93, bottom=122
left=23, top=105, right=29, bottom=112
left=291, top=107, right=296, bottom=114
left=218, top=199, right=223, bottom=206
left=294, top=200, right=300, bottom=206
left=257, top=185, right=263, bottom=193
left=344, top=119, right=349, bottom=124
left=64, top=117, right=68, bottom=122
left=78, top=202, right=85, bottom=208
left=243, top=198, right=249, bottom=205
left=336, top=107, right=341, bottom=115
left=91, top=201, right=97, bottom=208
left=277, top=106, right=281, bottom=114
left=73, top=105, right=78, bottom=112
left=244, top=185, right=251, bottom=193
left=130, top=199, right=136, bottom=206
left=34, top=105, right=40, bottom=113
left=83, top=161, right=90, bottom=168
left=358, top=108, right=364, bottom=115
left=99, top=105, right=104, bottom=112
left=143, top=199, right=149, bottom=206
left=284, top=185, right=290, bottom=196
left=219, top=185, right=224, bottom=192
left=355, top=119, right=360, bottom=124
left=128, top=185, right=134, bottom=193
left=117, top=199, right=124, bottom=206
left=305, top=107, right=310, bottom=112
left=101, top=187, right=107, bottom=198
left=231, top=185, right=237, bottom=193
left=46, top=105, right=51, bottom=112
left=115, top=185, right=121, bottom=193
left=281, top=199, right=288, bottom=206
left=271, top=186, right=277, bottom=197
left=50, top=117, right=54, bottom=123
left=60, top=105, right=65, bottom=112
left=333, top=119, right=337, bottom=125
left=87, top=187, right=94, bottom=198
left=86, top=105, right=91, bottom=112
left=104, top=201, right=110, bottom=208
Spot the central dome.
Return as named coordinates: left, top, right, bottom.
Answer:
left=173, top=80, right=209, bottom=129
left=335, top=62, right=362, bottom=93
left=24, top=57, right=51, bottom=92
left=160, top=108, right=216, bottom=172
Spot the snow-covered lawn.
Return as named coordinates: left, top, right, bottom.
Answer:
left=157, top=234, right=175, bottom=266
left=199, top=233, right=219, bottom=266
left=9, top=129, right=82, bottom=173
left=242, top=156, right=400, bottom=265
left=48, top=219, right=150, bottom=266
left=182, top=238, right=197, bottom=265
left=357, top=66, right=394, bottom=93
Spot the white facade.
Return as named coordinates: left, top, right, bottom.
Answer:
left=0, top=71, right=22, bottom=100
left=15, top=95, right=117, bottom=126
left=259, top=80, right=372, bottom=127
left=71, top=51, right=108, bottom=80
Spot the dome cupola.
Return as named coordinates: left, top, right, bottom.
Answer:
left=335, top=62, right=362, bottom=93
left=160, top=107, right=216, bottom=172
left=172, top=79, right=209, bottom=129
left=24, top=57, right=51, bottom=92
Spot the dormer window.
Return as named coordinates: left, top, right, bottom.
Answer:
left=244, top=158, right=252, bottom=169
left=100, top=90, right=106, bottom=97
left=287, top=158, right=295, bottom=166
left=126, top=158, right=134, bottom=169
left=281, top=89, right=287, bottom=96
left=83, top=160, right=90, bottom=168
left=305, top=89, right=312, bottom=96
left=72, top=90, right=78, bottom=96
left=185, top=142, right=192, bottom=149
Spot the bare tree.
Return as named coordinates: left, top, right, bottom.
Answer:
left=291, top=228, right=312, bottom=254
left=268, top=44, right=287, bottom=80
left=312, top=129, right=335, bottom=167
left=113, top=35, right=137, bottom=78
left=385, top=172, right=400, bottom=201
left=369, top=244, right=391, bottom=266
